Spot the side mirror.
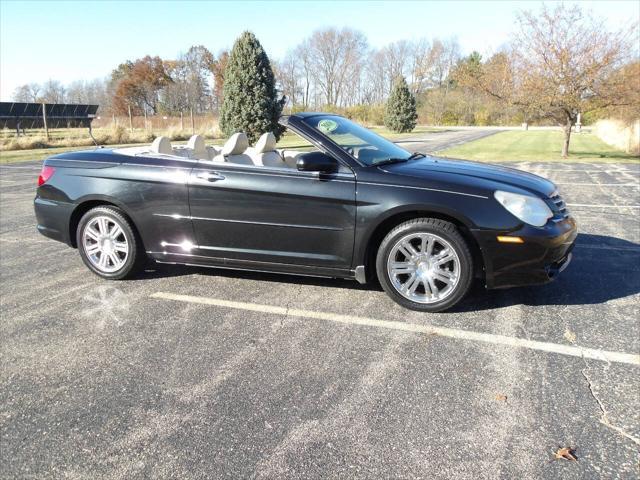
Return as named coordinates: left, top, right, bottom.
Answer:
left=296, top=151, right=338, bottom=173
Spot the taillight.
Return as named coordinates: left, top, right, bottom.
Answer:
left=38, top=166, right=55, bottom=186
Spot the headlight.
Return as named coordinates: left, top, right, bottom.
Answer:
left=494, top=190, right=552, bottom=227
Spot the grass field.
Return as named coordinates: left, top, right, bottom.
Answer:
left=439, top=130, right=639, bottom=163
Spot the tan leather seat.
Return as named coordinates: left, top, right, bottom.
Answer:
left=150, top=136, right=173, bottom=155
left=187, top=134, right=208, bottom=159
left=213, top=133, right=253, bottom=164
left=280, top=149, right=306, bottom=169
left=249, top=132, right=287, bottom=167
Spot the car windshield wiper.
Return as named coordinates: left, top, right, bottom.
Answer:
left=374, top=152, right=425, bottom=167
left=374, top=157, right=410, bottom=167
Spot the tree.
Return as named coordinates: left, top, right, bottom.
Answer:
left=458, top=3, right=637, bottom=157
left=306, top=28, right=368, bottom=106
left=112, top=56, right=172, bottom=115
left=211, top=50, right=229, bottom=113
left=384, top=76, right=417, bottom=133
left=12, top=84, right=38, bottom=103
left=275, top=50, right=302, bottom=109
left=41, top=80, right=66, bottom=103
left=219, top=32, right=285, bottom=142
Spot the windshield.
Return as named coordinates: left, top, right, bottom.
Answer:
left=302, top=115, right=412, bottom=166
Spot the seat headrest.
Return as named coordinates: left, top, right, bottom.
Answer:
left=222, top=133, right=249, bottom=156
left=254, top=132, right=277, bottom=154
left=187, top=134, right=206, bottom=154
left=150, top=136, right=172, bottom=155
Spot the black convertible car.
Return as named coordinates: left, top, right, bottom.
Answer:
left=34, top=113, right=577, bottom=312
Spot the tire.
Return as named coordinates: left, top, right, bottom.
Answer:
left=375, top=218, right=473, bottom=312
left=76, top=206, right=144, bottom=280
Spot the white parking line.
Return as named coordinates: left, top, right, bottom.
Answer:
left=151, top=292, right=640, bottom=366
left=554, top=183, right=639, bottom=187
left=567, top=203, right=640, bottom=208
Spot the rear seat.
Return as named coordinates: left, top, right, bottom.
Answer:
left=186, top=134, right=208, bottom=159
left=150, top=136, right=173, bottom=155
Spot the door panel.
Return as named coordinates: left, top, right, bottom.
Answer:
left=188, top=163, right=356, bottom=268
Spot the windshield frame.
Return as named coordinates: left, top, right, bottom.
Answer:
left=299, top=114, right=413, bottom=167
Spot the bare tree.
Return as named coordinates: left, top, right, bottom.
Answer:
left=295, top=40, right=313, bottom=107
left=307, top=28, right=368, bottom=106
left=458, top=3, right=637, bottom=156
left=13, top=85, right=33, bottom=102
left=41, top=79, right=66, bottom=103
left=275, top=50, right=302, bottom=108
left=409, top=38, right=431, bottom=94
left=381, top=40, right=411, bottom=93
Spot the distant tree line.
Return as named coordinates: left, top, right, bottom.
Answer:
left=12, top=3, right=638, bottom=141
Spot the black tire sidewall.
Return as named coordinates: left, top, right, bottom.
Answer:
left=376, top=218, right=473, bottom=312
left=76, top=206, right=140, bottom=280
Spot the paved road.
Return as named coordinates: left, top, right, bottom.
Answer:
left=1, top=143, right=639, bottom=478
left=394, top=128, right=500, bottom=153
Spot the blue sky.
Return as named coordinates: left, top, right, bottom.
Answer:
left=1, top=0, right=637, bottom=100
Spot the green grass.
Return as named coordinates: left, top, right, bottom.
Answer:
left=439, top=130, right=639, bottom=163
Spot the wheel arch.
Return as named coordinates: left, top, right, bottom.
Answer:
left=361, top=207, right=484, bottom=283
left=68, top=196, right=143, bottom=249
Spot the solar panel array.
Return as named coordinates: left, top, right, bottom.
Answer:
left=0, top=102, right=99, bottom=129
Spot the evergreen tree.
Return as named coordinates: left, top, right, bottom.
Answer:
left=220, top=32, right=285, bottom=143
left=384, top=76, right=417, bottom=133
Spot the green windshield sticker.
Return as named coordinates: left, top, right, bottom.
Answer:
left=317, top=119, right=339, bottom=133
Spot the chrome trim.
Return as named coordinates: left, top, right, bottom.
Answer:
left=359, top=181, right=489, bottom=199
left=197, top=244, right=341, bottom=262
left=152, top=213, right=344, bottom=231
left=152, top=242, right=342, bottom=262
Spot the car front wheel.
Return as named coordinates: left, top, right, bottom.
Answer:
left=77, top=206, right=144, bottom=280
left=376, top=218, right=473, bottom=312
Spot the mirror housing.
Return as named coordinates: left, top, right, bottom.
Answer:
left=296, top=151, right=338, bottom=173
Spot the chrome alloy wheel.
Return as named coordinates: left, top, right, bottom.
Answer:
left=386, top=232, right=461, bottom=304
left=82, top=216, right=129, bottom=273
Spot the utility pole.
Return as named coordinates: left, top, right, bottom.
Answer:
left=190, top=107, right=195, bottom=135
left=128, top=105, right=133, bottom=133
left=42, top=103, right=49, bottom=141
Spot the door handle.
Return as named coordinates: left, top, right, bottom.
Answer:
left=195, top=171, right=225, bottom=182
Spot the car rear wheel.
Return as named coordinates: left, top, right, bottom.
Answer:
left=376, top=218, right=473, bottom=312
left=77, top=206, right=144, bottom=280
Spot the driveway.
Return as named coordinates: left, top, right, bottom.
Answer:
left=1, top=154, right=639, bottom=478
left=394, top=128, right=501, bottom=153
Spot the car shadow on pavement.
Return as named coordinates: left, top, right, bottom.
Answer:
left=136, top=233, right=639, bottom=310
left=454, top=233, right=640, bottom=312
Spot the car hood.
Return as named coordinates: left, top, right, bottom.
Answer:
left=380, top=156, right=557, bottom=197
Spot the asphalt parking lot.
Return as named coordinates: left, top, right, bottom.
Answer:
left=1, top=133, right=639, bottom=478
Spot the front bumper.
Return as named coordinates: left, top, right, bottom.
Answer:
left=474, top=216, right=578, bottom=289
